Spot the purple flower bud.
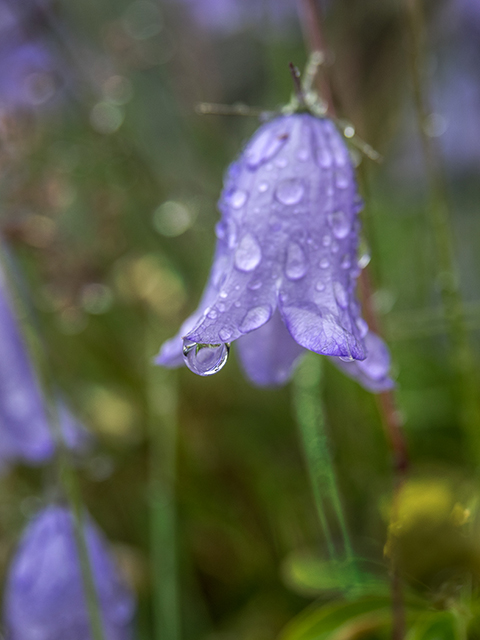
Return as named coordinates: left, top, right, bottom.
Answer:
left=4, top=505, right=135, bottom=640
left=157, top=114, right=393, bottom=392
left=0, top=269, right=89, bottom=468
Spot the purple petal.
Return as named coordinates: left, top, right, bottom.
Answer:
left=57, top=400, right=94, bottom=454
left=4, top=505, right=135, bottom=640
left=157, top=114, right=391, bottom=386
left=236, top=309, right=305, bottom=386
left=156, top=238, right=233, bottom=366
left=0, top=270, right=54, bottom=464
left=328, top=331, right=394, bottom=393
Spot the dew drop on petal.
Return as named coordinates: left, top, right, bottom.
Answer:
left=258, top=182, right=269, bottom=193
left=275, top=178, right=305, bottom=205
left=234, top=233, right=262, bottom=272
left=207, top=309, right=218, bottom=319
left=315, top=280, right=325, bottom=292
left=228, top=189, right=248, bottom=209
left=335, top=169, right=350, bottom=189
left=333, top=281, right=349, bottom=308
left=239, top=305, right=272, bottom=332
left=246, top=128, right=289, bottom=168
left=317, top=147, right=333, bottom=168
left=183, top=339, right=230, bottom=376
left=297, top=148, right=309, bottom=161
left=215, top=221, right=227, bottom=239
left=358, top=252, right=371, bottom=269
left=217, top=302, right=226, bottom=312
left=356, top=317, right=369, bottom=338
left=322, top=234, right=332, bottom=247
left=219, top=291, right=228, bottom=299
left=331, top=241, right=340, bottom=254
left=275, top=157, right=288, bottom=168
left=285, top=242, right=307, bottom=280
left=341, top=255, right=351, bottom=270
left=219, top=328, right=232, bottom=341
left=328, top=210, right=351, bottom=239
left=319, top=257, right=330, bottom=269
left=248, top=280, right=262, bottom=291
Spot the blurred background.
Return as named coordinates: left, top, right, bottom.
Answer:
left=0, top=0, right=480, bottom=638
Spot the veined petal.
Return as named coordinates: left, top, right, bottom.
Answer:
left=155, top=239, right=232, bottom=366
left=157, top=113, right=392, bottom=388
left=236, top=309, right=305, bottom=386
left=279, top=302, right=365, bottom=359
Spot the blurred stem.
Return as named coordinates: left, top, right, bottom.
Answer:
left=403, top=0, right=480, bottom=456
left=147, top=336, right=180, bottom=640
left=48, top=390, right=106, bottom=640
left=0, top=247, right=106, bottom=640
left=293, top=354, right=356, bottom=572
left=60, top=455, right=107, bottom=640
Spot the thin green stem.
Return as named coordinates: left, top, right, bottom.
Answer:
left=0, top=248, right=106, bottom=640
left=404, top=0, right=480, bottom=457
left=148, top=354, right=180, bottom=640
left=292, top=354, right=355, bottom=570
left=60, top=456, right=107, bottom=640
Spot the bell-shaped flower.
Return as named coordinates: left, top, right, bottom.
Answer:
left=156, top=113, right=393, bottom=392
left=0, top=1, right=67, bottom=112
left=3, top=505, right=135, bottom=640
left=0, top=267, right=91, bottom=468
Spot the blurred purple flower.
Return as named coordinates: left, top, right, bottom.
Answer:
left=0, top=0, right=65, bottom=111
left=157, top=113, right=393, bottom=392
left=57, top=399, right=94, bottom=455
left=0, top=268, right=90, bottom=468
left=4, top=505, right=135, bottom=640
left=0, top=39, right=62, bottom=110
left=171, top=0, right=297, bottom=34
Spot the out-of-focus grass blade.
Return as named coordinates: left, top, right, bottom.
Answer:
left=278, top=596, right=392, bottom=640
left=405, top=610, right=463, bottom=640
left=281, top=551, right=387, bottom=598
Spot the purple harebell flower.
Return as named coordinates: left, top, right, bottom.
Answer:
left=0, top=267, right=90, bottom=469
left=157, top=114, right=393, bottom=392
left=3, top=505, right=135, bottom=640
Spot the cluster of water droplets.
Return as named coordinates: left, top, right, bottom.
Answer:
left=174, top=114, right=370, bottom=378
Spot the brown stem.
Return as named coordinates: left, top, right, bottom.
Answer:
left=358, top=271, right=409, bottom=476
left=297, top=0, right=336, bottom=117
left=296, top=1, right=407, bottom=638
left=288, top=62, right=307, bottom=107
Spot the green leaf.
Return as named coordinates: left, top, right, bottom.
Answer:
left=406, top=611, right=463, bottom=640
left=278, top=596, right=392, bottom=640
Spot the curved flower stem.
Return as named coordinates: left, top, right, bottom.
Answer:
left=147, top=337, right=180, bottom=640
left=403, top=0, right=480, bottom=458
left=293, top=354, right=357, bottom=577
